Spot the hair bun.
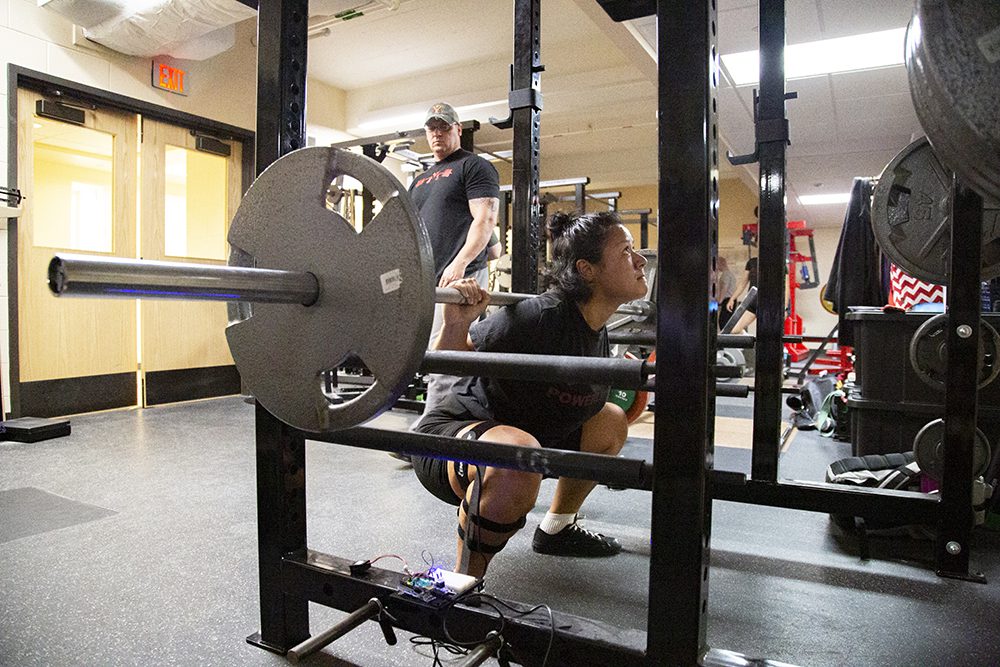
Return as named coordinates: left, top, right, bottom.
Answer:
left=547, top=211, right=574, bottom=240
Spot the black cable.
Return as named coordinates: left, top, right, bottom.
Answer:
left=409, top=635, right=468, bottom=667
left=468, top=594, right=555, bottom=667
left=442, top=597, right=507, bottom=647
left=440, top=591, right=556, bottom=667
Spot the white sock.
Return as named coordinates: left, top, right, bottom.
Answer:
left=539, top=512, right=576, bottom=535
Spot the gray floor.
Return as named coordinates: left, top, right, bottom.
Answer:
left=1, top=395, right=998, bottom=666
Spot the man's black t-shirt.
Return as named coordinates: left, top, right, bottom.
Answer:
left=409, top=148, right=500, bottom=280
left=430, top=291, right=610, bottom=446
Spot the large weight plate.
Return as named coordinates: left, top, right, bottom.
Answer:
left=871, top=137, right=1000, bottom=284
left=227, top=148, right=435, bottom=433
left=906, top=0, right=1000, bottom=202
left=912, top=418, right=992, bottom=482
left=909, top=313, right=1000, bottom=390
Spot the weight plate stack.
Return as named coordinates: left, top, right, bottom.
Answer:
left=906, top=0, right=1000, bottom=202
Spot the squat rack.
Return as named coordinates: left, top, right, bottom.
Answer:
left=246, top=0, right=985, bottom=665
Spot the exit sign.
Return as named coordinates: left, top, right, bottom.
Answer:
left=152, top=61, right=188, bottom=96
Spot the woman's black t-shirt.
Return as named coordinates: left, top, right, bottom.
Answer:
left=431, top=291, right=610, bottom=446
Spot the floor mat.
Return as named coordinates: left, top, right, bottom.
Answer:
left=628, top=412, right=792, bottom=450
left=0, top=487, right=117, bottom=544
left=619, top=436, right=752, bottom=473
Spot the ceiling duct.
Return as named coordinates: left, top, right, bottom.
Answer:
left=40, top=0, right=256, bottom=60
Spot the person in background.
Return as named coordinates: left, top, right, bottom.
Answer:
left=716, top=256, right=737, bottom=324
left=725, top=255, right=758, bottom=334
left=395, top=103, right=500, bottom=461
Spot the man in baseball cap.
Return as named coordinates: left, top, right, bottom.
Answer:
left=424, top=102, right=460, bottom=126
left=400, top=103, right=501, bottom=459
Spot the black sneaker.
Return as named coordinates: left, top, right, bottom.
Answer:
left=531, top=521, right=622, bottom=557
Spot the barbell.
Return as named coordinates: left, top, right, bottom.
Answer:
left=48, top=255, right=651, bottom=318
left=49, top=147, right=656, bottom=433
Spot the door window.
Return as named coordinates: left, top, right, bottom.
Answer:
left=31, top=117, right=114, bottom=253
left=163, top=145, right=228, bottom=260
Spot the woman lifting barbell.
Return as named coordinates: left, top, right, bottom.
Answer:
left=410, top=210, right=649, bottom=578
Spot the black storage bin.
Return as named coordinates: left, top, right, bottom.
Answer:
left=848, top=390, right=1000, bottom=457
left=846, top=310, right=1000, bottom=407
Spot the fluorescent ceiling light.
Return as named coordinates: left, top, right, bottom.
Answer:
left=722, top=27, right=907, bottom=86
left=355, top=99, right=507, bottom=134
left=799, top=193, right=851, bottom=206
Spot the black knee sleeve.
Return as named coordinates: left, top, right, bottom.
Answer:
left=457, top=499, right=527, bottom=555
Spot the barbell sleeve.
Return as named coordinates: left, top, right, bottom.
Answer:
left=49, top=254, right=650, bottom=317
left=48, top=254, right=319, bottom=305
left=716, top=382, right=750, bottom=398
left=720, top=334, right=755, bottom=349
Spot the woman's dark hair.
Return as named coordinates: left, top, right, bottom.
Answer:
left=542, top=210, right=622, bottom=301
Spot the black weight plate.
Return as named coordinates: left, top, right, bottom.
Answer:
left=913, top=418, right=992, bottom=482
left=906, top=0, right=1000, bottom=202
left=871, top=137, right=1000, bottom=284
left=909, top=314, right=1000, bottom=389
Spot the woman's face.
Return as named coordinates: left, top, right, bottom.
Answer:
left=590, top=224, right=648, bottom=303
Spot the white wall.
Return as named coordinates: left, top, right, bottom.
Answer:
left=795, top=226, right=840, bottom=338
left=1, top=1, right=258, bottom=415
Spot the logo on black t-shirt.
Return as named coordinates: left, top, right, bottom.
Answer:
left=545, top=386, right=603, bottom=408
left=413, top=167, right=454, bottom=189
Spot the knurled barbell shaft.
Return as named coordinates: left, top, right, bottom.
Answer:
left=48, top=254, right=651, bottom=317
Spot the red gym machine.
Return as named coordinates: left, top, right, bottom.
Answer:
left=740, top=219, right=853, bottom=377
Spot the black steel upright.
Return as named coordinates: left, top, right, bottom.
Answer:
left=509, top=0, right=543, bottom=294
left=248, top=0, right=311, bottom=653
left=498, top=191, right=511, bottom=255
left=648, top=0, right=718, bottom=662
left=750, top=0, right=787, bottom=482
left=254, top=0, right=308, bottom=172
left=937, top=180, right=984, bottom=580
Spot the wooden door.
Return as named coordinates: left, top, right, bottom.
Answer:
left=15, top=89, right=138, bottom=416
left=138, top=118, right=243, bottom=405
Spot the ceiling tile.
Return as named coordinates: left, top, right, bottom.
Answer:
left=817, top=0, right=913, bottom=38
left=786, top=0, right=823, bottom=43
left=830, top=66, right=910, bottom=99
left=836, top=91, right=919, bottom=123
left=718, top=4, right=759, bottom=55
